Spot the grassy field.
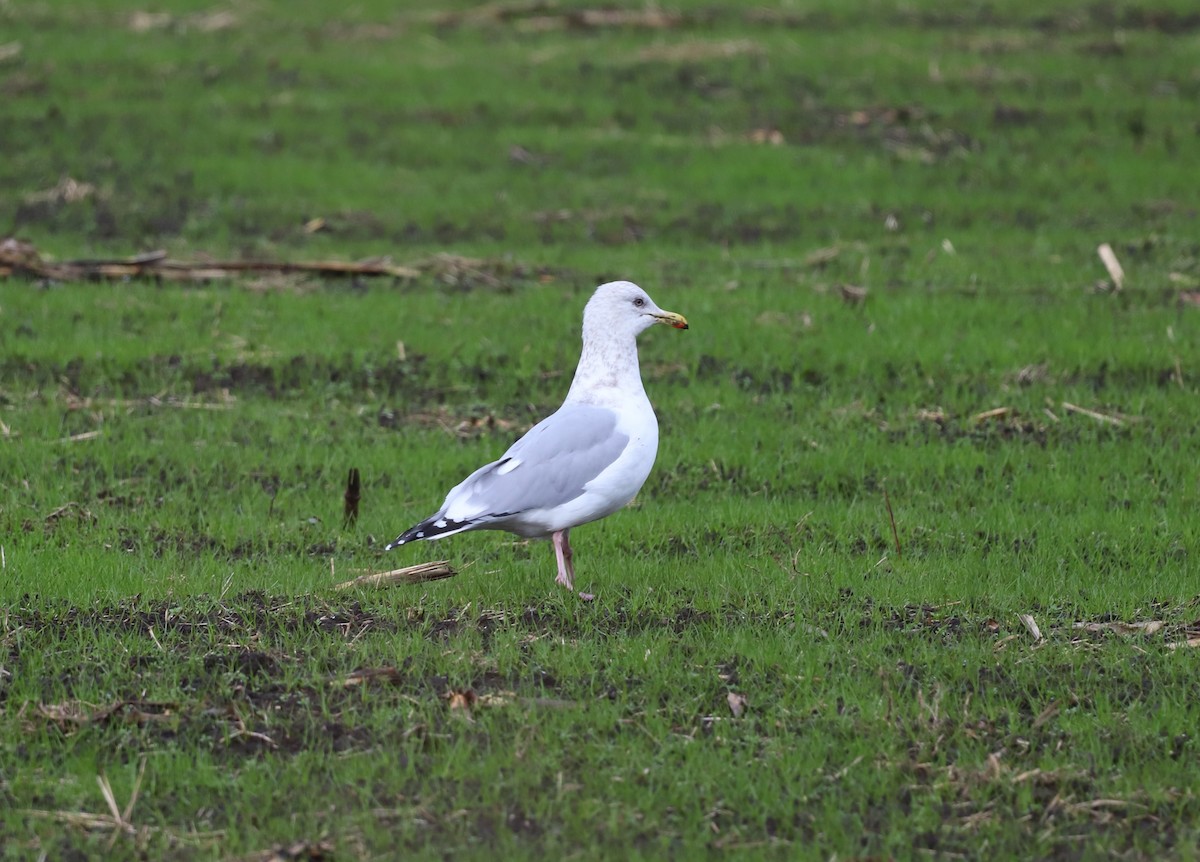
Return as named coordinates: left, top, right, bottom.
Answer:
left=3, top=1, right=1200, bottom=859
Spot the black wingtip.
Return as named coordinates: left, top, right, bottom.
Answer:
left=384, top=515, right=471, bottom=550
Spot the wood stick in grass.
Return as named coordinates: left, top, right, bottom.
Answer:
left=333, top=561, right=456, bottom=590
left=883, top=486, right=901, bottom=557
left=1061, top=401, right=1125, bottom=426
left=0, top=240, right=420, bottom=282
left=343, top=467, right=361, bottom=527
left=1018, top=613, right=1043, bottom=642
left=972, top=406, right=1010, bottom=422
left=1097, top=243, right=1124, bottom=290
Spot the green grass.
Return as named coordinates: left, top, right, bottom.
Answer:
left=3, top=1, right=1200, bottom=859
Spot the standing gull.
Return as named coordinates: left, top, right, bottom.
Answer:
left=386, top=281, right=688, bottom=595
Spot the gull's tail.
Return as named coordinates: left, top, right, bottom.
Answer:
left=384, top=514, right=475, bottom=550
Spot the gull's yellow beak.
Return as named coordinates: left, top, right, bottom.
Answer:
left=653, top=310, right=689, bottom=330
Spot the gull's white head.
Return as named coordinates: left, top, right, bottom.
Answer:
left=582, top=280, right=689, bottom=340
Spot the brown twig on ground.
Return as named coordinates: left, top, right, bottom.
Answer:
left=1097, top=243, right=1125, bottom=290
left=343, top=468, right=361, bottom=527
left=339, top=667, right=406, bottom=687
left=1061, top=401, right=1127, bottom=426
left=1166, top=636, right=1200, bottom=650
left=0, top=238, right=419, bottom=282
left=56, top=430, right=103, bottom=443
left=333, top=561, right=456, bottom=590
left=2, top=240, right=551, bottom=290
left=883, top=486, right=901, bottom=557
left=36, top=699, right=175, bottom=731
left=43, top=501, right=95, bottom=526
left=1018, top=613, right=1044, bottom=642
left=838, top=284, right=868, bottom=305
left=971, top=406, right=1010, bottom=422
left=20, top=756, right=225, bottom=850
left=1073, top=619, right=1164, bottom=636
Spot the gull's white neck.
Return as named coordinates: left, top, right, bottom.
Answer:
left=564, top=329, right=647, bottom=406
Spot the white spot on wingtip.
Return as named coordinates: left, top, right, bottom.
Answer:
left=434, top=519, right=446, bottom=528
left=497, top=458, right=521, bottom=475
left=415, top=531, right=424, bottom=538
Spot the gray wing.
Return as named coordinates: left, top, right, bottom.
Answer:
left=440, top=403, right=629, bottom=521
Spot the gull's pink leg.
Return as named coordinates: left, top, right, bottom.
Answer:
left=552, top=529, right=574, bottom=590
left=552, top=529, right=593, bottom=600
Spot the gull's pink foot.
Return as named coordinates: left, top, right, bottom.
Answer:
left=552, top=529, right=576, bottom=591
left=553, top=530, right=592, bottom=599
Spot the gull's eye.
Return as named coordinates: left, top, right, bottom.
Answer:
left=633, top=297, right=645, bottom=308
